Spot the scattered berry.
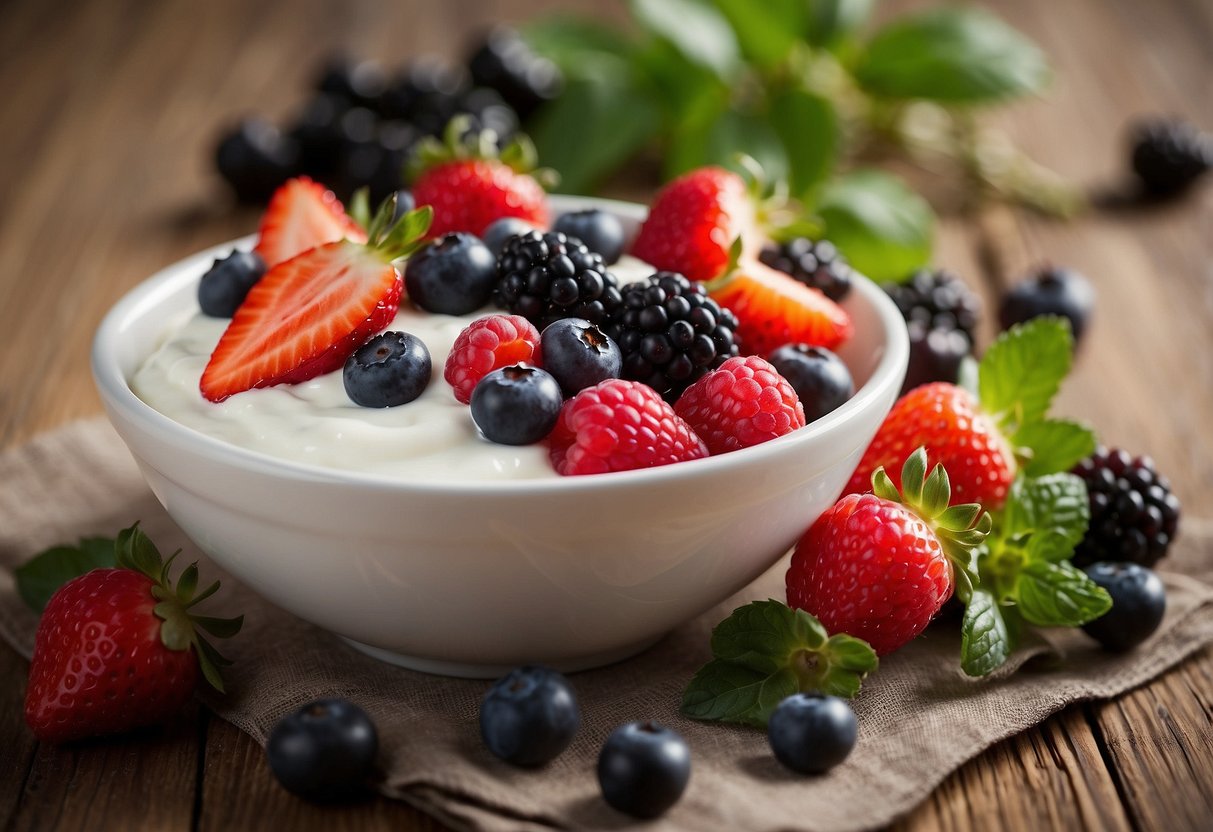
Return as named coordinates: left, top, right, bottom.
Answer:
left=479, top=666, right=580, bottom=766
left=759, top=238, right=853, bottom=301
left=405, top=232, right=497, bottom=315
left=467, top=28, right=562, bottom=121
left=539, top=318, right=621, bottom=396
left=342, top=331, right=432, bottom=408
left=999, top=266, right=1095, bottom=345
left=482, top=216, right=535, bottom=256
left=884, top=269, right=981, bottom=393
left=288, top=94, right=348, bottom=180
left=470, top=365, right=563, bottom=445
left=1080, top=562, right=1167, bottom=652
left=494, top=230, right=622, bottom=329
left=1129, top=117, right=1212, bottom=196
left=443, top=314, right=542, bottom=405
left=198, top=250, right=267, bottom=318
left=608, top=271, right=741, bottom=401
left=554, top=209, right=626, bottom=265
left=266, top=698, right=379, bottom=801
left=767, top=694, right=858, bottom=775
left=767, top=344, right=854, bottom=423
left=254, top=177, right=367, bottom=268
left=215, top=118, right=300, bottom=203
left=674, top=355, right=805, bottom=455
left=314, top=55, right=387, bottom=109
left=548, top=379, right=708, bottom=476
left=1071, top=447, right=1181, bottom=568
left=597, top=722, right=691, bottom=819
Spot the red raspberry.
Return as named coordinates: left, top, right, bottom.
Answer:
left=548, top=379, right=708, bottom=475
left=674, top=356, right=806, bottom=455
left=444, top=315, right=541, bottom=404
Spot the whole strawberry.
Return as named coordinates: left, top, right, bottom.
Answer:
left=411, top=118, right=549, bottom=238
left=674, top=355, right=805, bottom=455
left=24, top=525, right=241, bottom=743
left=787, top=448, right=990, bottom=656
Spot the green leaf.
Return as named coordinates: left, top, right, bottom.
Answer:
left=1015, top=560, right=1112, bottom=627
left=806, top=0, right=876, bottom=48
left=710, top=0, right=804, bottom=69
left=978, top=317, right=1072, bottom=435
left=1016, top=419, right=1098, bottom=477
left=667, top=105, right=789, bottom=185
left=818, top=634, right=879, bottom=699
left=855, top=8, right=1050, bottom=104
left=1023, top=529, right=1078, bottom=564
left=710, top=599, right=826, bottom=674
left=115, top=523, right=162, bottom=578
left=522, top=17, right=638, bottom=74
left=15, top=538, right=117, bottom=613
left=681, top=661, right=799, bottom=727
left=631, top=0, right=741, bottom=80
left=193, top=614, right=245, bottom=639
left=768, top=86, right=838, bottom=198
left=817, top=169, right=934, bottom=281
left=1005, top=473, right=1090, bottom=550
left=960, top=586, right=1013, bottom=676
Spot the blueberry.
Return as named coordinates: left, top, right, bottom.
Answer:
left=214, top=118, right=299, bottom=203
left=999, top=266, right=1095, bottom=345
left=904, top=321, right=970, bottom=393
left=198, top=250, right=266, bottom=318
left=1081, top=562, right=1167, bottom=652
left=482, top=216, right=535, bottom=257
left=554, top=210, right=626, bottom=265
left=767, top=344, right=854, bottom=422
left=343, top=331, right=431, bottom=408
left=266, top=698, right=378, bottom=801
left=469, top=365, right=562, bottom=445
left=767, top=693, right=858, bottom=775
left=405, top=233, right=497, bottom=315
left=597, top=722, right=690, bottom=818
left=480, top=665, right=580, bottom=766
left=539, top=318, right=621, bottom=396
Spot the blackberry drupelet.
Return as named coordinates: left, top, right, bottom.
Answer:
left=1129, top=118, right=1212, bottom=196
left=1071, top=447, right=1181, bottom=568
left=606, top=271, right=740, bottom=402
left=759, top=238, right=853, bottom=302
left=883, top=269, right=981, bottom=393
left=493, top=230, right=623, bottom=329
left=467, top=28, right=562, bottom=120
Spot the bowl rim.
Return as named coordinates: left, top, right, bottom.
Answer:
left=92, top=194, right=908, bottom=496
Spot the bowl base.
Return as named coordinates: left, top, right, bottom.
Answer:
left=340, top=636, right=664, bottom=679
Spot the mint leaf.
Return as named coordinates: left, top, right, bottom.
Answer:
left=681, top=661, right=799, bottom=728
left=711, top=0, right=804, bottom=69
left=978, top=317, right=1072, bottom=435
left=1005, top=473, right=1089, bottom=550
left=960, top=586, right=1013, bottom=676
left=710, top=598, right=827, bottom=673
left=769, top=87, right=838, bottom=198
left=16, top=537, right=117, bottom=613
left=1015, top=560, right=1112, bottom=627
left=631, top=0, right=740, bottom=81
left=806, top=0, right=876, bottom=48
left=855, top=8, right=1050, bottom=104
left=523, top=18, right=637, bottom=74
left=817, top=169, right=934, bottom=281
left=668, top=105, right=789, bottom=186
left=1016, top=419, right=1097, bottom=477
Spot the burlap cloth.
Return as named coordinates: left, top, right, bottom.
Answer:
left=2, top=419, right=1211, bottom=831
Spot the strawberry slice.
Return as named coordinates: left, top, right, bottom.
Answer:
left=254, top=177, right=367, bottom=268
left=201, top=202, right=431, bottom=402
left=709, top=260, right=853, bottom=355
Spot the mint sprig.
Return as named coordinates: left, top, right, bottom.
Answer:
left=681, top=600, right=877, bottom=728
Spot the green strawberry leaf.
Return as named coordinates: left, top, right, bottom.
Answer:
left=959, top=586, right=1014, bottom=677
left=1016, top=418, right=1097, bottom=477
left=15, top=537, right=117, bottom=613
left=631, top=0, right=741, bottom=81
left=817, top=169, right=934, bottom=281
left=116, top=522, right=164, bottom=578
left=1004, top=473, right=1090, bottom=550
left=1014, top=560, right=1112, bottom=627
left=978, top=316, right=1072, bottom=436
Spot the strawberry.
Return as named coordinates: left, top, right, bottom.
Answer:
left=844, top=382, right=1016, bottom=509
left=410, top=119, right=549, bottom=238
left=787, top=448, right=991, bottom=656
left=201, top=203, right=433, bottom=402
left=254, top=177, right=366, bottom=268
left=630, top=167, right=760, bottom=283
left=708, top=259, right=853, bottom=355
left=25, top=525, right=241, bottom=743
left=674, top=355, right=805, bottom=455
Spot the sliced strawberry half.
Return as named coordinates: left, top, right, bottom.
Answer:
left=254, top=177, right=366, bottom=268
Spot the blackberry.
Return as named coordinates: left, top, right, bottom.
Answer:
left=377, top=60, right=469, bottom=134
left=759, top=238, right=853, bottom=302
left=1071, top=447, right=1181, bottom=568
left=1129, top=118, right=1211, bottom=196
left=214, top=118, right=299, bottom=203
left=493, top=230, right=622, bottom=329
left=467, top=28, right=561, bottom=120
left=883, top=269, right=981, bottom=394
left=313, top=56, right=387, bottom=110
left=606, top=271, right=740, bottom=401
left=999, top=265, right=1095, bottom=345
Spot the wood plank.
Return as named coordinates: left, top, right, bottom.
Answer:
left=0, top=644, right=38, bottom=828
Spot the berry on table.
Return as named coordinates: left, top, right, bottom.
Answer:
left=674, top=355, right=805, bottom=455
left=470, top=365, right=563, bottom=445
left=759, top=238, right=853, bottom=302
left=198, top=250, right=267, bottom=318
left=443, top=314, right=542, bottom=405
left=266, top=698, right=379, bottom=801
left=479, top=665, right=580, bottom=766
left=883, top=269, right=981, bottom=393
left=554, top=209, right=626, bottom=265
left=494, top=230, right=622, bottom=329
left=313, top=55, right=387, bottom=109
left=467, top=27, right=562, bottom=121
left=767, top=693, right=858, bottom=775
left=539, top=318, right=621, bottom=397
left=405, top=232, right=497, bottom=315
left=597, top=722, right=691, bottom=819
left=214, top=118, right=300, bottom=204
left=1071, top=447, right=1181, bottom=568
left=999, top=265, right=1095, bottom=345
left=1081, top=562, right=1167, bottom=652
left=288, top=94, right=349, bottom=180
left=482, top=216, right=535, bottom=256
left=766, top=344, right=854, bottom=423
left=1128, top=117, right=1212, bottom=196
left=343, top=331, right=432, bottom=408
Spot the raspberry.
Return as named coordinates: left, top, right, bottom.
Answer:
left=548, top=379, right=708, bottom=476
left=759, top=238, right=853, bottom=302
left=1071, top=447, right=1181, bottom=568
left=443, top=314, right=541, bottom=404
left=674, top=356, right=805, bottom=455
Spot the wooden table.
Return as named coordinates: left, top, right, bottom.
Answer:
left=1, top=0, right=1210, bottom=829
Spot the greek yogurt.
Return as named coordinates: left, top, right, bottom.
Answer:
left=130, top=255, right=655, bottom=481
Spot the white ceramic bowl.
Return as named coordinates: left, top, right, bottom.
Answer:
left=92, top=195, right=908, bottom=678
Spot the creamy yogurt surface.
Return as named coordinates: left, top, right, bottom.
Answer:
left=131, top=255, right=655, bottom=481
